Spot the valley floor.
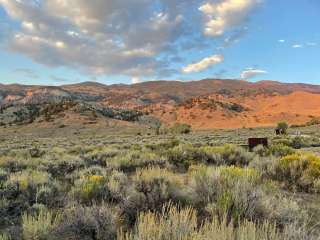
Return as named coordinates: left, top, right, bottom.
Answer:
left=1, top=124, right=320, bottom=239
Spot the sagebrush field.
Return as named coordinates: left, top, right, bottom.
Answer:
left=1, top=125, right=320, bottom=240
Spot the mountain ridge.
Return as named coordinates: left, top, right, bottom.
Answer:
left=1, top=79, right=320, bottom=129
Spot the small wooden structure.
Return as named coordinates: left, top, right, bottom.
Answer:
left=248, top=137, right=268, bottom=150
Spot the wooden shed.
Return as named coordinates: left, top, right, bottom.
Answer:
left=248, top=137, right=268, bottom=150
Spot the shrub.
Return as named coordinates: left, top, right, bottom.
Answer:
left=72, top=175, right=110, bottom=203
left=4, top=170, right=51, bottom=206
left=249, top=156, right=280, bottom=180
left=6, top=170, right=50, bottom=191
left=107, top=151, right=165, bottom=172
left=22, top=209, right=60, bottom=240
left=210, top=145, right=256, bottom=166
left=277, top=153, right=320, bottom=191
left=120, top=204, right=285, bottom=240
left=190, top=166, right=263, bottom=222
left=0, top=168, right=9, bottom=187
left=36, top=184, right=59, bottom=206
left=199, top=145, right=256, bottom=167
left=290, top=136, right=306, bottom=149
left=289, top=136, right=320, bottom=149
left=82, top=147, right=120, bottom=167
left=269, top=144, right=295, bottom=157
left=314, top=178, right=320, bottom=193
left=119, top=167, right=186, bottom=227
left=253, top=145, right=269, bottom=157
left=158, top=123, right=192, bottom=135
left=72, top=166, right=110, bottom=181
left=262, top=193, right=307, bottom=226
left=170, top=123, right=192, bottom=134
left=46, top=158, right=85, bottom=179
left=166, top=144, right=209, bottom=170
left=55, top=204, right=117, bottom=240
left=133, top=167, right=185, bottom=209
left=120, top=204, right=199, bottom=240
left=107, top=170, right=129, bottom=202
left=283, top=221, right=319, bottom=240
left=0, top=232, right=11, bottom=240
left=145, top=139, right=180, bottom=152
left=276, top=122, right=288, bottom=135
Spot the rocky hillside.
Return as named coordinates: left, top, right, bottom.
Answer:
left=1, top=79, right=320, bottom=129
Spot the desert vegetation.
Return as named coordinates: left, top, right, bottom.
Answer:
left=0, top=125, right=320, bottom=239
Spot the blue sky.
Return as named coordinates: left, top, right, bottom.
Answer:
left=0, top=0, right=319, bottom=85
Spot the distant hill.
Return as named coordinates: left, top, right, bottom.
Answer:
left=1, top=79, right=320, bottom=129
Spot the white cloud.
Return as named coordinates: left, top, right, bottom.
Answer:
left=292, top=44, right=303, bottom=48
left=0, top=0, right=195, bottom=78
left=240, top=68, right=267, bottom=79
left=278, top=39, right=285, bottom=43
left=131, top=77, right=141, bottom=84
left=199, top=0, right=261, bottom=36
left=182, top=55, right=224, bottom=73
left=0, top=0, right=260, bottom=80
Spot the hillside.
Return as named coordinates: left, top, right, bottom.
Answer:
left=1, top=79, right=320, bottom=129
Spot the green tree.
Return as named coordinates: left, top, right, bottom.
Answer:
left=277, top=121, right=289, bottom=135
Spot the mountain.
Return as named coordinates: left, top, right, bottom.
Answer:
left=1, top=79, right=320, bottom=129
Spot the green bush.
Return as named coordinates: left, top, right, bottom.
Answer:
left=170, top=123, right=192, bottom=134
left=4, top=170, right=52, bottom=207
left=107, top=151, right=165, bottom=172
left=201, top=145, right=256, bottom=166
left=6, top=170, right=50, bottom=191
left=158, top=123, right=192, bottom=135
left=276, top=122, right=289, bottom=135
left=82, top=147, right=120, bottom=167
left=277, top=153, right=320, bottom=192
left=22, top=209, right=60, bottom=240
left=289, top=136, right=320, bottom=149
left=269, top=144, right=295, bottom=157
left=166, top=144, right=209, bottom=169
left=72, top=175, right=110, bottom=203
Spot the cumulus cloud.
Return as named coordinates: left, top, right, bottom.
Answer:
left=240, top=68, right=267, bottom=79
left=0, top=0, right=195, bottom=78
left=0, top=0, right=261, bottom=80
left=182, top=55, right=224, bottom=73
left=199, top=0, right=261, bottom=36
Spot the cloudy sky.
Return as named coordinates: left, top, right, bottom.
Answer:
left=0, top=0, right=319, bottom=85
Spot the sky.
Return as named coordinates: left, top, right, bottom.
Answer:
left=0, top=0, right=319, bottom=86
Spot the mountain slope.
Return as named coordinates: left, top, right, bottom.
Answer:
left=1, top=79, right=320, bottom=129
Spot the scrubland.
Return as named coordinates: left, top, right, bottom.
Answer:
left=0, top=125, right=320, bottom=239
